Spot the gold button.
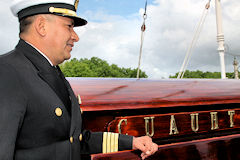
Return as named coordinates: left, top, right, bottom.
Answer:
left=80, top=108, right=83, bottom=114
left=79, top=134, right=83, bottom=141
left=55, top=107, right=62, bottom=117
left=70, top=136, right=74, bottom=143
left=49, top=7, right=55, bottom=13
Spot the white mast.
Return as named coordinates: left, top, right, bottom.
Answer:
left=215, top=0, right=226, bottom=79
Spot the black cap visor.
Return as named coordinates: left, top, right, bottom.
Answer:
left=58, top=14, right=87, bottom=27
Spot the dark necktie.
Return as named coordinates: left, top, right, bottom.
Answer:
left=52, top=66, right=71, bottom=114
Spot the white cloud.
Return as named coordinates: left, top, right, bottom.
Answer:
left=74, top=0, right=240, bottom=78
left=0, top=1, right=19, bottom=54
left=1, top=0, right=239, bottom=78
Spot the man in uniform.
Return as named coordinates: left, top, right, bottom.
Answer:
left=0, top=0, right=158, bottom=159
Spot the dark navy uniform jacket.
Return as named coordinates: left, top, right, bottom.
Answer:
left=0, top=39, right=132, bottom=160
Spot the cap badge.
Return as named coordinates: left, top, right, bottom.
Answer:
left=49, top=7, right=77, bottom=17
left=74, top=0, right=79, bottom=10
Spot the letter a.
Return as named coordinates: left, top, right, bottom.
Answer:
left=210, top=112, right=219, bottom=130
left=169, top=115, right=179, bottom=135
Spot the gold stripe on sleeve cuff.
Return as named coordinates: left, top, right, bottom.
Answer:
left=106, top=133, right=111, bottom=153
left=110, top=133, right=115, bottom=152
left=102, top=132, right=119, bottom=153
left=114, top=133, right=119, bottom=152
left=102, top=132, right=107, bottom=153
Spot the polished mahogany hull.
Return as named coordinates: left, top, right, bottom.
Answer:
left=67, top=78, right=240, bottom=160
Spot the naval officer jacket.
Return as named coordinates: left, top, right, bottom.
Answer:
left=0, top=39, right=133, bottom=160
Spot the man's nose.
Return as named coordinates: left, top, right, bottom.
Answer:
left=72, top=29, right=79, bottom=42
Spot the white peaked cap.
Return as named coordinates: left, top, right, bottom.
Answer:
left=11, top=0, right=75, bottom=17
left=10, top=0, right=87, bottom=27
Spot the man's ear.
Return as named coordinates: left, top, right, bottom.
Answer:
left=34, top=15, right=47, bottom=37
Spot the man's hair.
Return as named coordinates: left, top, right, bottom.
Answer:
left=19, top=14, right=55, bottom=35
left=19, top=16, right=36, bottom=35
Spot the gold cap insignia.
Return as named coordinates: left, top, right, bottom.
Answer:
left=74, top=0, right=79, bottom=10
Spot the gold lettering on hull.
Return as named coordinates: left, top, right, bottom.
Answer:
left=190, top=113, right=199, bottom=132
left=228, top=110, right=235, bottom=127
left=111, top=109, right=239, bottom=139
left=210, top=112, right=219, bottom=130
left=118, top=119, right=128, bottom=135
left=169, top=115, right=179, bottom=135
left=144, top=117, right=155, bottom=137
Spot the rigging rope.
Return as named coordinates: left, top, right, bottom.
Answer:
left=177, top=0, right=211, bottom=79
left=137, top=0, right=147, bottom=79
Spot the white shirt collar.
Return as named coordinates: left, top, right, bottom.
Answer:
left=25, top=40, right=54, bottom=66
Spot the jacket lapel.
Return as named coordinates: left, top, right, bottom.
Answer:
left=38, top=70, right=62, bottom=101
left=16, top=39, right=80, bottom=134
left=16, top=39, right=71, bottom=112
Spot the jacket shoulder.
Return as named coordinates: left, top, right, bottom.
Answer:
left=0, top=50, right=28, bottom=99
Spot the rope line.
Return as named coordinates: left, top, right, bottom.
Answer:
left=177, top=1, right=211, bottom=79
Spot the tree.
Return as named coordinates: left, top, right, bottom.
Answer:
left=60, top=57, right=148, bottom=78
left=169, top=70, right=238, bottom=79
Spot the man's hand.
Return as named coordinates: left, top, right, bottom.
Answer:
left=132, top=136, right=158, bottom=159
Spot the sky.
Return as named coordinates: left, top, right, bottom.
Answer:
left=0, top=0, right=239, bottom=78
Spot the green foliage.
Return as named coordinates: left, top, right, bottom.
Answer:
left=169, top=70, right=238, bottom=79
left=60, top=57, right=148, bottom=78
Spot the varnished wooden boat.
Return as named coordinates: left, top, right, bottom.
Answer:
left=67, top=77, right=240, bottom=160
